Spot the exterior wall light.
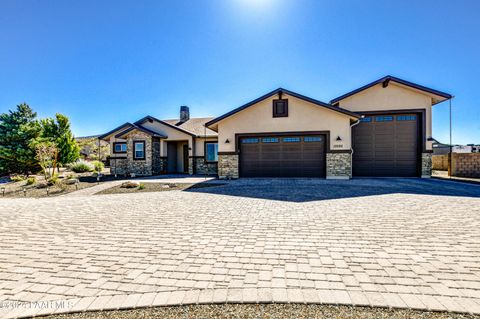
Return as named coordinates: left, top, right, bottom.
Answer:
left=336, top=136, right=342, bottom=141
left=225, top=139, right=230, bottom=144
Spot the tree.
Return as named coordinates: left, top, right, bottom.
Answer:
left=77, top=137, right=109, bottom=161
left=34, top=141, right=58, bottom=179
left=0, top=104, right=41, bottom=175
left=40, top=113, right=80, bottom=166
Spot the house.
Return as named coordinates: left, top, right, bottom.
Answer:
left=100, top=75, right=452, bottom=179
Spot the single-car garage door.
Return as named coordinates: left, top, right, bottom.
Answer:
left=353, top=114, right=420, bottom=177
left=239, top=135, right=326, bottom=177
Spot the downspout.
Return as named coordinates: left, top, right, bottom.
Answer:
left=350, top=116, right=364, bottom=178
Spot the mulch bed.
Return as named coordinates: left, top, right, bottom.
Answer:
left=95, top=182, right=224, bottom=195
left=41, top=304, right=479, bottom=319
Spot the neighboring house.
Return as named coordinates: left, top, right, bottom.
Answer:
left=432, top=139, right=480, bottom=155
left=100, top=75, right=452, bottom=179
left=76, top=135, right=109, bottom=158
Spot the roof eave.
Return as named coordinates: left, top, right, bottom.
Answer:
left=135, top=115, right=196, bottom=137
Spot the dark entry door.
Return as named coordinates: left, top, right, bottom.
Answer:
left=167, top=142, right=177, bottom=173
left=353, top=114, right=420, bottom=177
left=239, top=135, right=326, bottom=177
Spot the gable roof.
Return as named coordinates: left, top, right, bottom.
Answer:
left=135, top=115, right=197, bottom=137
left=98, top=122, right=132, bottom=140
left=115, top=123, right=167, bottom=139
left=163, top=117, right=217, bottom=137
left=205, top=88, right=360, bottom=128
left=330, top=75, right=452, bottom=105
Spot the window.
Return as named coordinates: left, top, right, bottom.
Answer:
left=304, top=136, right=322, bottom=142
left=283, top=137, right=300, bottom=142
left=262, top=137, right=279, bottom=143
left=397, top=115, right=417, bottom=121
left=134, top=141, right=145, bottom=160
left=375, top=116, right=393, bottom=122
left=113, top=142, right=127, bottom=153
left=241, top=138, right=259, bottom=144
left=360, top=117, right=372, bottom=122
left=273, top=99, right=288, bottom=117
left=205, top=142, right=218, bottom=162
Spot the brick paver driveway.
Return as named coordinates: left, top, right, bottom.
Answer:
left=1, top=178, right=480, bottom=317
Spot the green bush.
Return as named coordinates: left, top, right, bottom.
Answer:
left=26, top=177, right=36, bottom=185
left=92, top=160, right=104, bottom=173
left=48, top=174, right=59, bottom=186
left=138, top=183, right=145, bottom=190
left=69, top=160, right=93, bottom=173
left=11, top=175, right=25, bottom=182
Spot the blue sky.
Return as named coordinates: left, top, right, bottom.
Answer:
left=1, top=0, right=479, bottom=144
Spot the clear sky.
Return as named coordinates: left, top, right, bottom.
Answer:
left=1, top=0, right=479, bottom=144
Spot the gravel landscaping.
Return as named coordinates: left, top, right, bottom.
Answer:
left=95, top=182, right=225, bottom=195
left=41, top=304, right=480, bottom=319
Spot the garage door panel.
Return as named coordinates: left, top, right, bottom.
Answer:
left=240, top=135, right=326, bottom=177
left=353, top=113, right=419, bottom=177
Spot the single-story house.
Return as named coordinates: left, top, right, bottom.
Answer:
left=99, top=75, right=452, bottom=179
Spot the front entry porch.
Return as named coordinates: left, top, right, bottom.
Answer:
left=166, top=141, right=189, bottom=174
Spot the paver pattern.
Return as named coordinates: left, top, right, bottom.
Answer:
left=0, top=178, right=480, bottom=318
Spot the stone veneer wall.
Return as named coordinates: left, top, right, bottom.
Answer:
left=421, top=153, right=432, bottom=178
left=110, top=131, right=153, bottom=176
left=192, top=157, right=218, bottom=175
left=326, top=152, right=351, bottom=179
left=218, top=154, right=239, bottom=179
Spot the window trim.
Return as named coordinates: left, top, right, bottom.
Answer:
left=133, top=140, right=146, bottom=160
left=113, top=142, right=127, bottom=153
left=273, top=99, right=288, bottom=118
left=204, top=141, right=218, bottom=163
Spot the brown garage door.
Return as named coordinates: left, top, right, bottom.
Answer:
left=239, top=135, right=326, bottom=177
left=353, top=114, right=420, bottom=177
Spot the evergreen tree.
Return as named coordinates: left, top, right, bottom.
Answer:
left=0, top=103, right=41, bottom=175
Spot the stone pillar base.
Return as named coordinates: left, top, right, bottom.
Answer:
left=218, top=154, right=239, bottom=179
left=326, top=152, right=352, bottom=179
left=421, top=153, right=432, bottom=178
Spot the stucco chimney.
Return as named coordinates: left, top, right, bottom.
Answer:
left=180, top=105, right=190, bottom=123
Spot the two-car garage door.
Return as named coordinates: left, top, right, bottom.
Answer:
left=352, top=113, right=420, bottom=177
left=239, top=135, right=326, bottom=177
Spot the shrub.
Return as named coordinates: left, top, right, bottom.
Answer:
left=69, top=160, right=93, bottom=173
left=11, top=175, right=25, bottom=182
left=48, top=174, right=59, bottom=186
left=26, top=177, right=36, bottom=185
left=138, top=183, right=145, bottom=190
left=92, top=160, right=104, bottom=173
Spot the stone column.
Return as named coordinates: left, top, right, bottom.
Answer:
left=421, top=152, right=432, bottom=178
left=218, top=154, right=239, bottom=179
left=326, top=152, right=351, bottom=179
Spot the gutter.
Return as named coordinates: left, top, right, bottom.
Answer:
left=350, top=116, right=364, bottom=178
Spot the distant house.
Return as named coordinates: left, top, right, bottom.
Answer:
left=76, top=135, right=109, bottom=159
left=432, top=139, right=480, bottom=155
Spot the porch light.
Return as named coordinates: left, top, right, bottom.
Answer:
left=225, top=139, right=230, bottom=144
left=336, top=136, right=342, bottom=141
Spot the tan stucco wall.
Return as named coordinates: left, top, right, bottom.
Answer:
left=194, top=137, right=218, bottom=157
left=216, top=93, right=353, bottom=153
left=338, top=83, right=433, bottom=150
left=140, top=121, right=194, bottom=157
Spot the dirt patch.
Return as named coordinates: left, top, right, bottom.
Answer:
left=40, top=304, right=478, bottom=319
left=95, top=182, right=225, bottom=195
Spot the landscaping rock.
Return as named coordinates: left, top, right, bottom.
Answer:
left=65, top=178, right=79, bottom=185
left=36, top=182, right=48, bottom=189
left=121, top=181, right=140, bottom=189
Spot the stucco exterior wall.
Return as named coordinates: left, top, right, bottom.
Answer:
left=216, top=93, right=354, bottom=153
left=140, top=121, right=194, bottom=156
left=338, top=83, right=434, bottom=150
